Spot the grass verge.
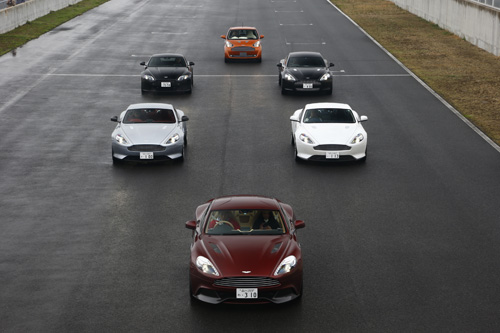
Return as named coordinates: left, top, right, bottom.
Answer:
left=331, top=0, right=500, bottom=146
left=0, top=0, right=110, bottom=56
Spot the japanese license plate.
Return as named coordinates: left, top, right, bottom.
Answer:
left=326, top=151, right=340, bottom=159
left=161, top=82, right=171, bottom=87
left=140, top=152, right=154, bottom=160
left=303, top=83, right=313, bottom=89
left=236, top=288, right=258, bottom=299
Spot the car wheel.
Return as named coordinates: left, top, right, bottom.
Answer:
left=112, top=150, right=121, bottom=165
left=178, top=146, right=185, bottom=162
left=224, top=57, right=229, bottom=63
left=294, top=146, right=301, bottom=162
left=278, top=75, right=282, bottom=86
left=359, top=148, right=367, bottom=162
left=291, top=133, right=295, bottom=146
left=281, top=84, right=287, bottom=95
left=184, top=132, right=188, bottom=147
left=326, top=87, right=333, bottom=95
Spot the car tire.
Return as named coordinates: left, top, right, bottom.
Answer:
left=359, top=148, right=367, bottom=162
left=281, top=84, right=287, bottom=95
left=294, top=147, right=301, bottom=162
left=224, top=57, right=229, bottom=63
left=278, top=75, right=282, bottom=86
left=291, top=133, right=295, bottom=146
left=112, top=151, right=122, bottom=165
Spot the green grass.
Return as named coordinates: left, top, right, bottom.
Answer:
left=0, top=0, right=110, bottom=56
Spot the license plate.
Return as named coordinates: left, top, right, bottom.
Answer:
left=236, top=288, right=258, bottom=299
left=140, top=152, right=154, bottom=159
left=161, top=82, right=171, bottom=87
left=326, top=151, right=340, bottom=159
left=239, top=52, right=247, bottom=56
left=303, top=83, right=313, bottom=89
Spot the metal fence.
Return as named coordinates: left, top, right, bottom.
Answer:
left=469, top=0, right=500, bottom=9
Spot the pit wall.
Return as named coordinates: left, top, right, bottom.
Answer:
left=0, top=0, right=82, bottom=34
left=389, top=0, right=500, bottom=56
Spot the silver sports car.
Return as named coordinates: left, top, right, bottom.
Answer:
left=110, top=103, right=189, bottom=164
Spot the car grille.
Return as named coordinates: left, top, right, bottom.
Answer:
left=313, top=144, right=351, bottom=151
left=232, top=46, right=254, bottom=51
left=128, top=145, right=165, bottom=152
left=214, top=277, right=280, bottom=288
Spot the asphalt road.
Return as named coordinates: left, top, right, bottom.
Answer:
left=1, top=0, right=499, bottom=332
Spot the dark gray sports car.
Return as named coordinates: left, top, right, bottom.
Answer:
left=277, top=51, right=334, bottom=95
left=140, top=53, right=194, bottom=94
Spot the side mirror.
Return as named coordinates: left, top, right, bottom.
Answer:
left=140, top=61, right=146, bottom=66
left=329, top=62, right=334, bottom=67
left=110, top=116, right=118, bottom=122
left=277, top=63, right=283, bottom=68
left=260, top=35, right=264, bottom=39
left=220, top=35, right=226, bottom=39
left=181, top=115, right=189, bottom=122
left=189, top=61, right=195, bottom=66
left=290, top=115, right=299, bottom=122
left=359, top=115, right=368, bottom=122
left=186, top=220, right=197, bottom=230
left=294, top=220, right=305, bottom=229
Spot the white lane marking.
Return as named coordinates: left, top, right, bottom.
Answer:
left=44, top=73, right=411, bottom=78
left=326, top=0, right=500, bottom=153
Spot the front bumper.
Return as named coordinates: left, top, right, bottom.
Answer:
left=141, top=78, right=192, bottom=93
left=282, top=79, right=332, bottom=93
left=295, top=139, right=367, bottom=161
left=112, top=140, right=184, bottom=161
left=190, top=265, right=302, bottom=304
left=225, top=46, right=262, bottom=60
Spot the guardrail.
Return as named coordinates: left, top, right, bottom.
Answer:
left=469, top=0, right=500, bottom=9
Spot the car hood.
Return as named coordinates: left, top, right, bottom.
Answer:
left=146, top=67, right=188, bottom=79
left=289, top=67, right=327, bottom=80
left=230, top=39, right=258, bottom=47
left=300, top=123, right=361, bottom=144
left=201, top=235, right=292, bottom=276
left=121, top=123, right=176, bottom=144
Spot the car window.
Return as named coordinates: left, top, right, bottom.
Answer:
left=228, top=29, right=258, bottom=40
left=205, top=209, right=286, bottom=235
left=287, top=56, right=325, bottom=68
left=148, top=56, right=186, bottom=67
left=123, top=108, right=176, bottom=123
left=303, top=108, right=355, bottom=123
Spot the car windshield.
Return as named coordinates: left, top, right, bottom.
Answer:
left=303, top=108, right=356, bottom=123
left=228, top=29, right=258, bottom=40
left=123, top=108, right=176, bottom=124
left=148, top=56, right=186, bottom=67
left=287, top=56, right=325, bottom=68
left=205, top=209, right=286, bottom=235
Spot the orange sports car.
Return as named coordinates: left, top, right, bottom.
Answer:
left=221, top=27, right=264, bottom=63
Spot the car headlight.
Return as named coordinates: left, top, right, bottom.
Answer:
left=225, top=41, right=233, bottom=48
left=299, top=133, right=314, bottom=144
left=196, top=256, right=219, bottom=276
left=320, top=73, right=331, bottom=81
left=142, top=74, right=155, bottom=82
left=284, top=73, right=296, bottom=81
left=350, top=133, right=365, bottom=144
left=274, top=255, right=297, bottom=276
left=177, top=74, right=190, bottom=81
left=114, top=134, right=128, bottom=145
left=165, top=133, right=180, bottom=144
left=253, top=41, right=261, bottom=47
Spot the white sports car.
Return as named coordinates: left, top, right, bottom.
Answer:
left=110, top=103, right=188, bottom=164
left=290, top=102, right=368, bottom=162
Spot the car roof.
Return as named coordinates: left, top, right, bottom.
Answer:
left=208, top=195, right=281, bottom=210
left=127, top=103, right=175, bottom=110
left=228, top=26, right=257, bottom=30
left=288, top=51, right=323, bottom=58
left=149, top=53, right=185, bottom=58
left=304, top=102, right=352, bottom=110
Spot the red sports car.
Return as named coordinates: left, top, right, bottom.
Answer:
left=185, top=195, right=305, bottom=304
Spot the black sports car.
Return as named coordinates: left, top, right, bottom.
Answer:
left=277, top=51, right=334, bottom=95
left=140, top=53, right=194, bottom=94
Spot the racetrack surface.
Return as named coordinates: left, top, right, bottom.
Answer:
left=0, top=0, right=499, bottom=331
